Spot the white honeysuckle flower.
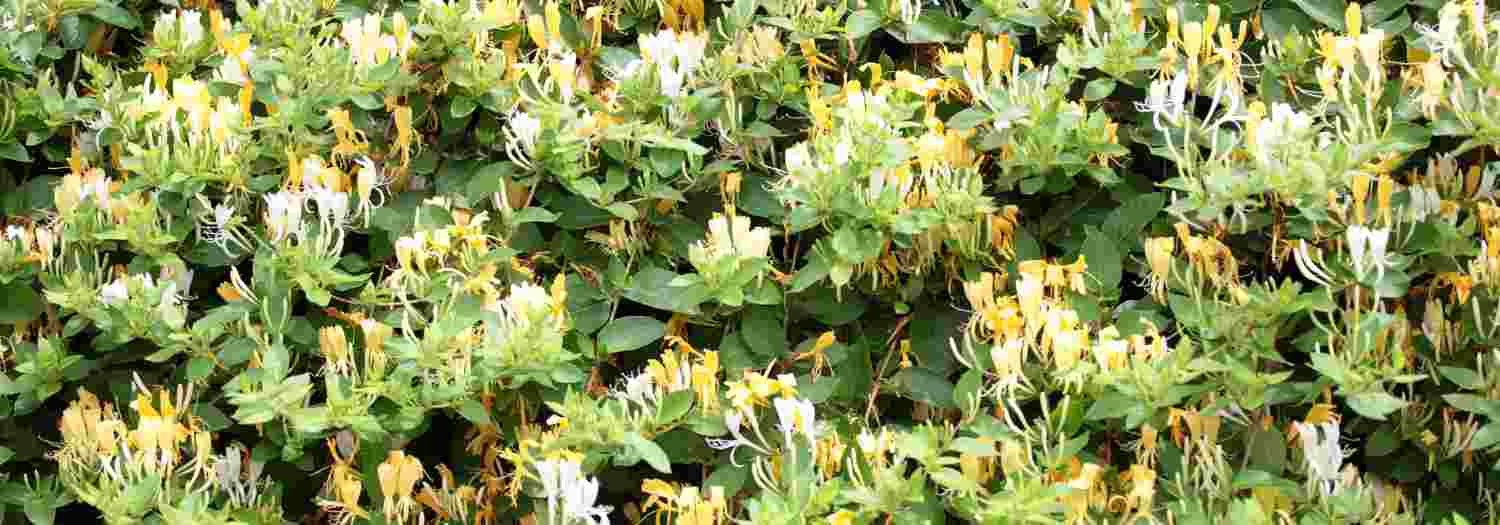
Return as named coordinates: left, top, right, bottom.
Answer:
left=1252, top=103, right=1316, bottom=161
left=607, top=59, right=643, bottom=83
left=658, top=64, right=685, bottom=98
left=705, top=410, right=770, bottom=465
left=1347, top=226, right=1370, bottom=274
left=637, top=30, right=707, bottom=98
left=856, top=428, right=892, bottom=457
left=1136, top=72, right=1188, bottom=130
left=208, top=100, right=243, bottom=151
left=1293, top=240, right=1335, bottom=287
left=307, top=183, right=352, bottom=229
left=676, top=32, right=708, bottom=74
left=704, top=213, right=771, bottom=260
left=215, top=47, right=255, bottom=84
left=355, top=157, right=388, bottom=204
left=213, top=204, right=235, bottom=230
left=75, top=175, right=112, bottom=207
left=159, top=267, right=194, bottom=299
left=180, top=10, right=205, bottom=47
left=1407, top=186, right=1442, bottom=221
left=1294, top=421, right=1346, bottom=497
left=536, top=458, right=570, bottom=521
left=198, top=202, right=239, bottom=251
left=785, top=143, right=812, bottom=173
left=159, top=282, right=181, bottom=314
left=1415, top=3, right=1464, bottom=62
left=1477, top=166, right=1500, bottom=199
left=100, top=278, right=129, bottom=305
left=772, top=397, right=816, bottom=448
left=301, top=157, right=326, bottom=185
left=504, top=283, right=551, bottom=321
left=897, top=0, right=920, bottom=25
left=153, top=11, right=179, bottom=43
left=4, top=225, right=24, bottom=241
left=689, top=213, right=772, bottom=280
left=615, top=370, right=657, bottom=409
left=342, top=13, right=402, bottom=68
left=535, top=458, right=611, bottom=525
left=510, top=111, right=542, bottom=149
left=846, top=89, right=870, bottom=121
left=1346, top=225, right=1392, bottom=281
left=264, top=191, right=305, bottom=242
left=638, top=30, right=677, bottom=64
left=380, top=34, right=400, bottom=60
left=867, top=169, right=915, bottom=203
left=555, top=51, right=578, bottom=101
left=506, top=111, right=542, bottom=169
left=394, top=235, right=425, bottom=271
left=562, top=473, right=610, bottom=525
left=135, top=78, right=172, bottom=122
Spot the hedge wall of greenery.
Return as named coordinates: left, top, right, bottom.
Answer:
left=0, top=0, right=1495, bottom=522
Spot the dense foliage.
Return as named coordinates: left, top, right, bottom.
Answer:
left=0, top=0, right=1498, bottom=522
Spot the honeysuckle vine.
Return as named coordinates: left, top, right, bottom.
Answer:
left=0, top=0, right=1496, bottom=523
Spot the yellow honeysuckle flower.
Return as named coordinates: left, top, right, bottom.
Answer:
left=377, top=450, right=425, bottom=522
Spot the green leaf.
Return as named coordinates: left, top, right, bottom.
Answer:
left=351, top=93, right=384, bottom=111
left=512, top=207, right=559, bottom=224
left=1347, top=391, right=1407, bottom=420
left=623, top=267, right=710, bottom=314
left=1308, top=353, right=1349, bottom=383
left=704, top=463, right=748, bottom=497
left=1085, top=392, right=1137, bottom=421
left=598, top=316, right=666, bottom=353
left=368, top=58, right=401, bottom=82
left=192, top=403, right=233, bottom=432
left=1289, top=0, right=1346, bottom=31
left=798, top=286, right=867, bottom=326
left=1103, top=192, right=1165, bottom=245
left=0, top=142, right=29, bottom=163
left=0, top=282, right=43, bottom=324
left=1080, top=228, right=1122, bottom=294
left=949, top=437, right=998, bottom=457
left=893, top=368, right=956, bottom=409
left=1439, top=366, right=1483, bottom=390
left=789, top=257, right=830, bottom=292
left=953, top=369, right=983, bottom=413
left=947, top=108, right=992, bottom=130
left=1230, top=470, right=1290, bottom=491
left=457, top=399, right=493, bottom=426
left=90, top=2, right=140, bottom=29
left=23, top=500, right=57, bottom=525
left=465, top=161, right=513, bottom=204
left=1083, top=78, right=1116, bottom=101
left=1261, top=7, right=1316, bottom=39
left=1445, top=393, right=1500, bottom=419
left=892, top=11, right=964, bottom=43
left=1245, top=426, right=1288, bottom=473
left=186, top=357, right=214, bottom=382
left=1365, top=427, right=1399, bottom=456
left=450, top=97, right=478, bottom=118
left=1469, top=423, right=1500, bottom=451
left=624, top=433, right=673, bottom=474
left=657, top=390, right=694, bottom=424
left=605, top=202, right=639, bottom=220
left=846, top=9, right=883, bottom=39
left=1363, top=0, right=1408, bottom=26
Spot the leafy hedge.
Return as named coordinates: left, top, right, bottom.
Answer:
left=0, top=0, right=1496, bottom=522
